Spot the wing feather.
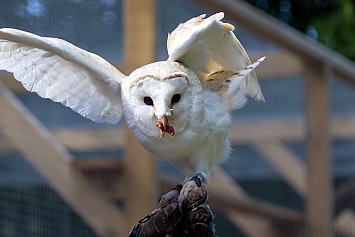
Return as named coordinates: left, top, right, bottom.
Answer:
left=167, top=12, right=265, bottom=110
left=0, top=28, right=126, bottom=124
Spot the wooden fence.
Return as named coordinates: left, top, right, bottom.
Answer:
left=1, top=0, right=355, bottom=236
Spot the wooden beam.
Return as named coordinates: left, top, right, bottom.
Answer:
left=0, top=72, right=27, bottom=93
left=71, top=158, right=123, bottom=170
left=123, top=0, right=157, bottom=232
left=250, top=50, right=303, bottom=79
left=51, top=127, right=125, bottom=151
left=253, top=139, right=306, bottom=196
left=191, top=0, right=355, bottom=87
left=305, top=64, right=332, bottom=237
left=0, top=132, right=14, bottom=153
left=229, top=119, right=304, bottom=143
left=331, top=118, right=355, bottom=140
left=207, top=187, right=304, bottom=223
left=1, top=117, right=355, bottom=154
left=231, top=117, right=355, bottom=143
left=227, top=212, right=276, bottom=237
left=0, top=82, right=126, bottom=237
left=50, top=116, right=355, bottom=148
left=2, top=117, right=355, bottom=154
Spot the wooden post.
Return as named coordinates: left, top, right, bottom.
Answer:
left=122, top=0, right=157, bottom=232
left=305, top=63, right=333, bottom=237
left=123, top=0, right=155, bottom=70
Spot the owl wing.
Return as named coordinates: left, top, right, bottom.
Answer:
left=0, top=28, right=126, bottom=124
left=167, top=12, right=265, bottom=110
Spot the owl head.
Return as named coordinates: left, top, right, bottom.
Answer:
left=122, top=61, right=203, bottom=139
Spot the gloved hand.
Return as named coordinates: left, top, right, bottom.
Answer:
left=129, top=184, right=215, bottom=237
left=173, top=184, right=215, bottom=237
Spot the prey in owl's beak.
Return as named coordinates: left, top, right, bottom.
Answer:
left=156, top=109, right=175, bottom=137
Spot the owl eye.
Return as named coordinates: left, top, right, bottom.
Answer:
left=171, top=94, right=181, bottom=104
left=144, top=96, right=154, bottom=106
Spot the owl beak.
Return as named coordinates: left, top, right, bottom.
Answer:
left=162, top=109, right=174, bottom=129
left=156, top=110, right=175, bottom=137
left=156, top=116, right=168, bottom=137
left=161, top=115, right=168, bottom=130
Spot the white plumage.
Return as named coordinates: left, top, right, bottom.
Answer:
left=0, top=12, right=264, bottom=185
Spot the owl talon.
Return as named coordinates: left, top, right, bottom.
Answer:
left=178, top=179, right=208, bottom=213
left=178, top=175, right=207, bottom=213
left=190, top=173, right=205, bottom=187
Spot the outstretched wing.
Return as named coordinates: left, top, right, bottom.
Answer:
left=167, top=12, right=265, bottom=109
left=0, top=28, right=126, bottom=124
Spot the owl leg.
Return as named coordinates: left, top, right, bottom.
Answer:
left=178, top=173, right=206, bottom=212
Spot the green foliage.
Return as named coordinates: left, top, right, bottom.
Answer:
left=245, top=0, right=355, bottom=61
left=312, top=0, right=355, bottom=60
left=245, top=0, right=339, bottom=31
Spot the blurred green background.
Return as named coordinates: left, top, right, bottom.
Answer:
left=246, top=0, right=355, bottom=61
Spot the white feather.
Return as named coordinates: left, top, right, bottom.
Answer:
left=0, top=28, right=126, bottom=124
left=167, top=12, right=265, bottom=110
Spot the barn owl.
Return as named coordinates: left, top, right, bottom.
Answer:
left=0, top=13, right=264, bottom=198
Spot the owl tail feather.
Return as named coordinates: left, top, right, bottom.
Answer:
left=222, top=57, right=265, bottom=111
left=222, top=75, right=247, bottom=111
